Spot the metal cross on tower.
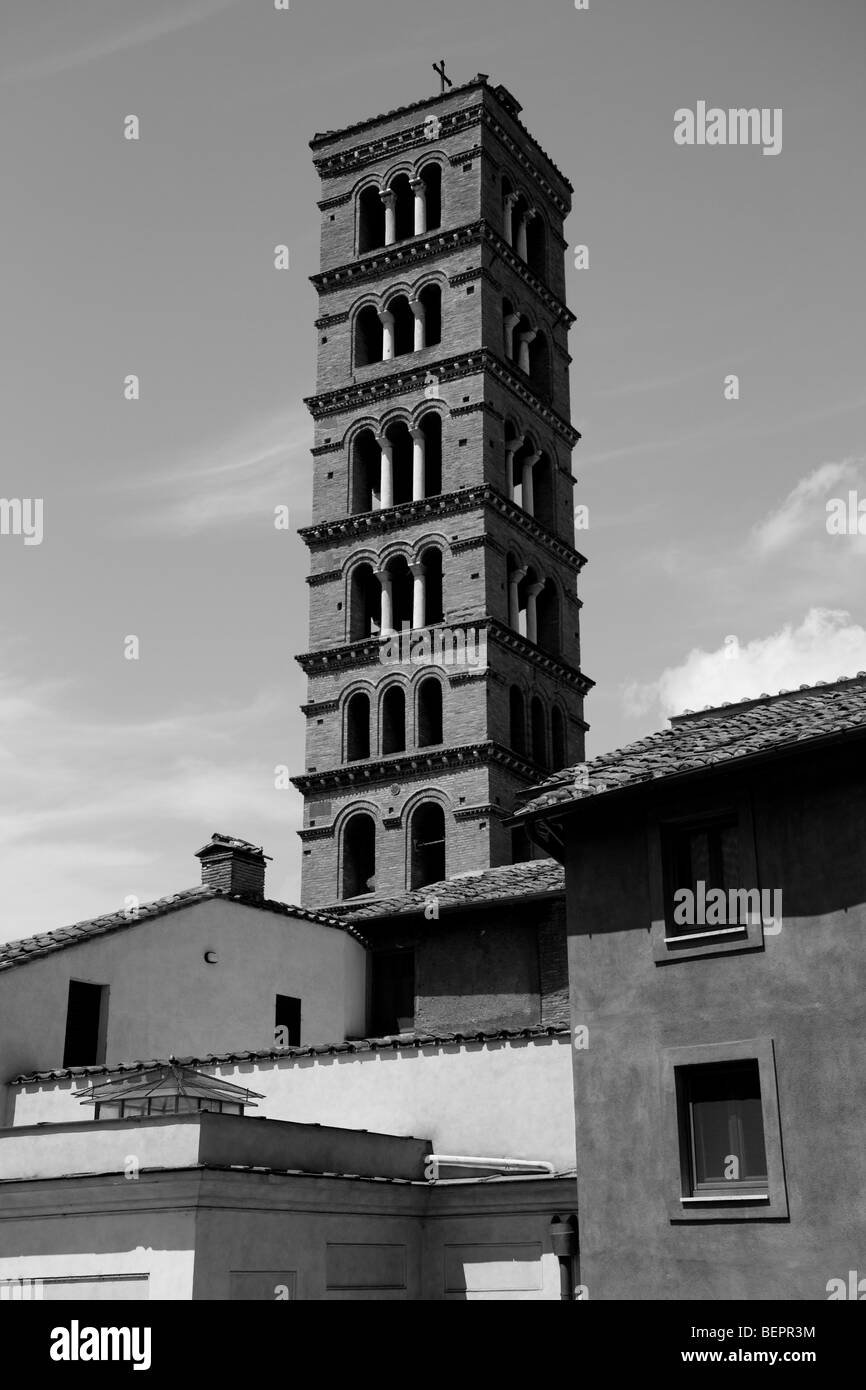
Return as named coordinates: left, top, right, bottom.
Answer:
left=432, top=59, right=452, bottom=94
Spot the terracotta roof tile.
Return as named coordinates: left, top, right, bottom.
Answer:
left=0, top=889, right=360, bottom=973
left=515, top=679, right=866, bottom=821
left=327, top=858, right=564, bottom=923
left=12, top=1024, right=570, bottom=1085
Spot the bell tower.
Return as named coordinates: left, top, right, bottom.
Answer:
left=294, top=73, right=592, bottom=906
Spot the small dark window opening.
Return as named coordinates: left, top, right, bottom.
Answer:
left=382, top=685, right=407, bottom=755
left=275, top=994, right=302, bottom=1047
left=370, top=949, right=415, bottom=1036
left=342, top=813, right=377, bottom=899
left=511, top=826, right=532, bottom=864
left=63, top=981, right=107, bottom=1067
left=677, top=1060, right=767, bottom=1194
left=410, top=802, right=446, bottom=889
left=417, top=677, right=443, bottom=747
left=346, top=691, right=371, bottom=761
left=663, top=816, right=740, bottom=935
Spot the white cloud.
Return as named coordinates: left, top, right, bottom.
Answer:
left=623, top=607, right=866, bottom=719
left=751, top=457, right=865, bottom=555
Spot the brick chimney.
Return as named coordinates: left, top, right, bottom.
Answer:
left=195, top=833, right=269, bottom=897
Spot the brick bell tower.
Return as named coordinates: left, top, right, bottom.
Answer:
left=294, top=72, right=592, bottom=907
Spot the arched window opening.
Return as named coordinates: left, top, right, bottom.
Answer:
left=391, top=174, right=414, bottom=242
left=418, top=411, right=442, bottom=497
left=410, top=802, right=446, bottom=889
left=346, top=692, right=371, bottom=762
left=420, top=546, right=444, bottom=625
left=536, top=579, right=560, bottom=656
left=342, top=813, right=376, bottom=899
left=350, top=429, right=381, bottom=514
left=387, top=295, right=415, bottom=358
left=418, top=284, right=441, bottom=348
left=551, top=706, right=567, bottom=771
left=387, top=423, right=413, bottom=507
left=530, top=330, right=551, bottom=398
left=358, top=185, right=385, bottom=254
left=387, top=555, right=414, bottom=634
left=419, top=162, right=441, bottom=231
left=509, top=685, right=526, bottom=756
left=533, top=453, right=555, bottom=530
left=417, top=677, right=443, bottom=747
left=382, top=685, right=406, bottom=756
left=350, top=563, right=381, bottom=642
left=511, top=826, right=532, bottom=864
left=355, top=305, right=383, bottom=367
left=526, top=212, right=547, bottom=282
left=531, top=696, right=547, bottom=769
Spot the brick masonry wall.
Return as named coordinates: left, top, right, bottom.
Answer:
left=360, top=894, right=568, bottom=1033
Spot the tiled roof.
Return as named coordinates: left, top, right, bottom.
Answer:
left=327, top=858, right=564, bottom=923
left=515, top=679, right=866, bottom=822
left=0, top=888, right=359, bottom=974
left=12, top=1024, right=570, bottom=1085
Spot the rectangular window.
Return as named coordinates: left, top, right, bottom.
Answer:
left=370, top=949, right=415, bottom=1036
left=663, top=815, right=739, bottom=935
left=274, top=994, right=301, bottom=1047
left=679, top=1060, right=767, bottom=1195
left=62, top=980, right=108, bottom=1067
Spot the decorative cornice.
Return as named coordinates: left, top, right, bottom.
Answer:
left=301, top=699, right=339, bottom=716
left=311, top=441, right=343, bottom=456
left=292, top=739, right=544, bottom=796
left=317, top=191, right=353, bottom=211
left=310, top=221, right=575, bottom=331
left=298, top=825, right=336, bottom=842
left=315, top=310, right=350, bottom=329
left=298, top=484, right=588, bottom=575
left=310, top=90, right=572, bottom=209
left=453, top=803, right=510, bottom=822
left=449, top=144, right=483, bottom=166
left=306, top=569, right=341, bottom=587
left=304, top=347, right=580, bottom=449
left=294, top=615, right=594, bottom=696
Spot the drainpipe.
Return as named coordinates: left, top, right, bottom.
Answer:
left=550, top=1213, right=579, bottom=1301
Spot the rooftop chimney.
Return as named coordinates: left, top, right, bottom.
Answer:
left=195, top=833, right=269, bottom=898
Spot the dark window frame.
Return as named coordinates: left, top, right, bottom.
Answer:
left=661, top=1037, right=788, bottom=1222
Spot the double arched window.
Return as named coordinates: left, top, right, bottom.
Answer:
left=506, top=559, right=561, bottom=656
left=350, top=412, right=442, bottom=515
left=358, top=163, right=442, bottom=254
left=504, top=425, right=555, bottom=529
left=354, top=284, right=442, bottom=368
left=501, top=298, right=551, bottom=396
left=501, top=176, right=547, bottom=281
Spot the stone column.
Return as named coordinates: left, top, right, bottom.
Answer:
left=504, top=435, right=525, bottom=502
left=380, top=188, right=396, bottom=245
left=411, top=177, right=427, bottom=235
left=526, top=579, right=544, bottom=644
left=521, top=450, right=542, bottom=516
left=376, top=567, right=394, bottom=635
left=410, top=427, right=426, bottom=501
left=410, top=562, right=426, bottom=630
left=409, top=297, right=426, bottom=351
left=518, top=328, right=537, bottom=375
left=504, top=192, right=519, bottom=246
left=376, top=433, right=393, bottom=510
left=503, top=311, right=521, bottom=360
left=509, top=565, right=527, bottom=631
left=378, top=308, right=395, bottom=362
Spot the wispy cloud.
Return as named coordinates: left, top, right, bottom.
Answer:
left=751, top=457, right=866, bottom=556
left=125, top=409, right=312, bottom=534
left=1, top=0, right=236, bottom=83
left=0, top=677, right=301, bottom=939
left=623, top=608, right=866, bottom=720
